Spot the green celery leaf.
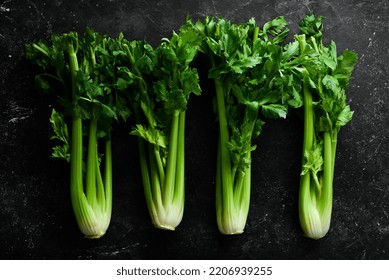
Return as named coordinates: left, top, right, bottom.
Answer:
left=115, top=77, right=132, bottom=90
left=262, top=16, right=289, bottom=43
left=336, top=105, right=353, bottom=128
left=318, top=113, right=332, bottom=132
left=34, top=74, right=51, bottom=94
left=261, top=104, right=287, bottom=119
left=180, top=68, right=201, bottom=96
left=49, top=108, right=70, bottom=162
left=334, top=49, right=358, bottom=89
left=283, top=41, right=299, bottom=60
left=130, top=124, right=167, bottom=148
left=322, top=75, right=341, bottom=98
left=301, top=141, right=323, bottom=176
left=299, top=14, right=323, bottom=41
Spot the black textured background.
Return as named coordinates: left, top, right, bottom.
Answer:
left=0, top=0, right=388, bottom=259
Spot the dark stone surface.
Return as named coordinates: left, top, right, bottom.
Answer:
left=0, top=0, right=388, bottom=259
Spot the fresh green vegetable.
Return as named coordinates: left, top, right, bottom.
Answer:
left=24, top=14, right=357, bottom=238
left=297, top=14, right=358, bottom=239
left=114, top=25, right=202, bottom=230
left=188, top=16, right=302, bottom=234
left=25, top=29, right=128, bottom=238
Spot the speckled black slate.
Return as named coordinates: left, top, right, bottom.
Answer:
left=0, top=0, right=388, bottom=260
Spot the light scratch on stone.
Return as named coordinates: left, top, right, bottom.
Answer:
left=355, top=31, right=376, bottom=67
left=227, top=0, right=253, bottom=18
left=211, top=0, right=217, bottom=15
left=27, top=0, right=52, bottom=35
left=0, top=6, right=10, bottom=12
left=0, top=0, right=11, bottom=12
left=302, top=0, right=314, bottom=13
left=8, top=116, right=29, bottom=124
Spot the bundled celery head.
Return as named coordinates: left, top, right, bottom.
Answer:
left=188, top=17, right=302, bottom=234
left=115, top=26, right=201, bottom=230
left=297, top=15, right=358, bottom=239
left=25, top=29, right=128, bottom=238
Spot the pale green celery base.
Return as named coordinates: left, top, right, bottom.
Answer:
left=76, top=196, right=112, bottom=238
left=217, top=195, right=249, bottom=235
left=150, top=202, right=184, bottom=231
left=79, top=220, right=111, bottom=239
left=79, top=217, right=111, bottom=239
left=217, top=215, right=246, bottom=235
left=216, top=150, right=251, bottom=235
left=80, top=216, right=110, bottom=239
left=300, top=201, right=332, bottom=240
